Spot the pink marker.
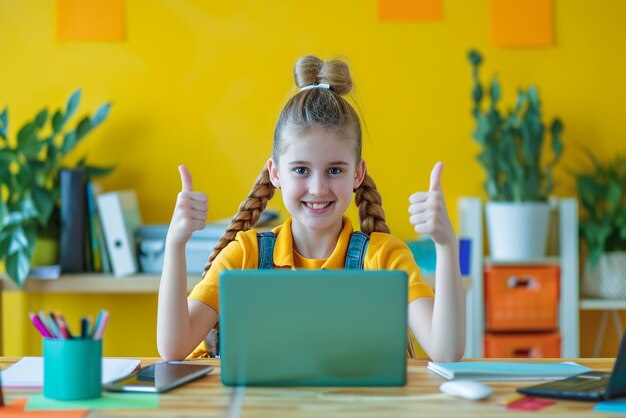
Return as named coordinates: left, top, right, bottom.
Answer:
left=29, top=313, right=54, bottom=338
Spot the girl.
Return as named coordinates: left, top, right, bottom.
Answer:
left=157, top=55, right=465, bottom=362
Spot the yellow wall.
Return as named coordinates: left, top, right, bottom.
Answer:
left=1, top=1, right=625, bottom=357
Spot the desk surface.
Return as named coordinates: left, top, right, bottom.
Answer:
left=0, top=358, right=615, bottom=417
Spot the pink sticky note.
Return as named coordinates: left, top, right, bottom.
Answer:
left=506, top=396, right=556, bottom=411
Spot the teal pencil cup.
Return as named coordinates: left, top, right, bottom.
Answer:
left=43, top=338, right=102, bottom=400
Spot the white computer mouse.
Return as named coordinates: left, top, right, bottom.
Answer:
left=439, top=380, right=493, bottom=401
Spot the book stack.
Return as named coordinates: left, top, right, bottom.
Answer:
left=58, top=171, right=143, bottom=278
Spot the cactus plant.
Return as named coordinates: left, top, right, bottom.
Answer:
left=468, top=50, right=564, bottom=202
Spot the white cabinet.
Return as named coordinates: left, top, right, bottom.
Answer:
left=458, top=197, right=579, bottom=358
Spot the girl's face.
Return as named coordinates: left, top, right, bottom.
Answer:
left=268, top=126, right=366, bottom=235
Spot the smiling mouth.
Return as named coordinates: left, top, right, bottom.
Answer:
left=303, top=202, right=332, bottom=210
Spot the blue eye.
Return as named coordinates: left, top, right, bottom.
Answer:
left=293, top=167, right=308, bottom=175
left=328, top=167, right=343, bottom=175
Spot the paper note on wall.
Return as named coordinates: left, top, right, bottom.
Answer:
left=57, top=0, right=125, bottom=41
left=378, top=0, right=442, bottom=21
left=490, top=0, right=554, bottom=47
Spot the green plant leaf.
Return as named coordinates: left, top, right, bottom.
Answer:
left=578, top=176, right=599, bottom=211
left=91, top=102, right=111, bottom=126
left=6, top=248, right=30, bottom=287
left=587, top=246, right=604, bottom=270
left=65, top=89, right=81, bottom=122
left=75, top=116, right=92, bottom=141
left=490, top=78, right=500, bottom=103
left=472, top=115, right=491, bottom=144
left=0, top=230, right=10, bottom=256
left=607, top=180, right=621, bottom=214
left=7, top=225, right=28, bottom=255
left=0, top=200, right=7, bottom=235
left=0, top=148, right=14, bottom=163
left=0, top=107, right=8, bottom=140
left=23, top=223, right=37, bottom=257
left=4, top=211, right=25, bottom=227
left=61, top=131, right=77, bottom=154
left=17, top=122, right=42, bottom=159
left=471, top=83, right=483, bottom=106
left=528, top=86, right=540, bottom=107
left=467, top=50, right=482, bottom=66
left=85, top=164, right=116, bottom=179
left=51, top=109, right=64, bottom=133
left=34, top=109, right=48, bottom=128
left=33, top=186, right=55, bottom=226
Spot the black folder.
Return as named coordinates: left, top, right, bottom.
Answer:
left=59, top=168, right=86, bottom=272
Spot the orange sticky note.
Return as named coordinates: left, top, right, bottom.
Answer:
left=379, top=0, right=443, bottom=21
left=490, top=0, right=553, bottom=47
left=0, top=398, right=87, bottom=418
left=57, top=0, right=125, bottom=42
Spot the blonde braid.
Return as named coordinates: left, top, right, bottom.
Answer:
left=202, top=167, right=276, bottom=276
left=355, top=173, right=390, bottom=235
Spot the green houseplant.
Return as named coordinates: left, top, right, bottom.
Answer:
left=467, top=50, right=565, bottom=260
left=577, top=150, right=626, bottom=298
left=0, top=89, right=113, bottom=286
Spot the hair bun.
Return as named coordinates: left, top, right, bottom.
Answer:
left=294, top=55, right=353, bottom=95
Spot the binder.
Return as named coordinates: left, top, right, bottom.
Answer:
left=96, top=190, right=142, bottom=277
left=427, top=361, right=590, bottom=381
left=59, top=169, right=86, bottom=273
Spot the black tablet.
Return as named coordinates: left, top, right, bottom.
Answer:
left=103, top=361, right=213, bottom=393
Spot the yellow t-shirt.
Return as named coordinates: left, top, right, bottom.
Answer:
left=188, top=216, right=434, bottom=312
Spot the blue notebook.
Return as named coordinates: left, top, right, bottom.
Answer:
left=428, top=361, right=591, bottom=381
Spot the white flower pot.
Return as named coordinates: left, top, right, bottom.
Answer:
left=485, top=202, right=551, bottom=261
left=581, top=252, right=626, bottom=299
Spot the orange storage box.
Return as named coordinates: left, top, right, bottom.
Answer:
left=484, top=265, right=559, bottom=331
left=484, top=331, right=561, bottom=358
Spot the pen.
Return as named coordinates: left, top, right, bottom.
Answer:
left=92, top=310, right=104, bottom=338
left=54, top=313, right=73, bottom=339
left=28, top=313, right=54, bottom=338
left=93, top=310, right=110, bottom=340
left=48, top=312, right=63, bottom=339
left=81, top=316, right=89, bottom=339
left=86, top=314, right=94, bottom=337
left=38, top=310, right=57, bottom=339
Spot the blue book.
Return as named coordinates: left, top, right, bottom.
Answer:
left=428, top=361, right=591, bottom=381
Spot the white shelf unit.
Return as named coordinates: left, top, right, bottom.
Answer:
left=458, top=197, right=579, bottom=358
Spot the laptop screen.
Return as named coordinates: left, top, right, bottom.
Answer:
left=605, top=331, right=626, bottom=399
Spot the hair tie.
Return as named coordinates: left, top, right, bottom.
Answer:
left=300, top=83, right=330, bottom=91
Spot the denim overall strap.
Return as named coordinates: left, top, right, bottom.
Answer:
left=257, top=232, right=277, bottom=269
left=344, top=231, right=370, bottom=270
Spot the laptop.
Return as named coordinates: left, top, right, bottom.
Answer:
left=218, top=270, right=408, bottom=386
left=518, top=332, right=626, bottom=401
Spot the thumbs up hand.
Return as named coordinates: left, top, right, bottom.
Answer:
left=167, top=165, right=209, bottom=245
left=408, top=162, right=455, bottom=245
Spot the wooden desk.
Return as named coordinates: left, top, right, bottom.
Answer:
left=0, top=358, right=614, bottom=417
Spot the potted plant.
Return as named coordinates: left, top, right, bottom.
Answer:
left=0, top=89, right=113, bottom=287
left=577, top=150, right=626, bottom=299
left=468, top=50, right=564, bottom=261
